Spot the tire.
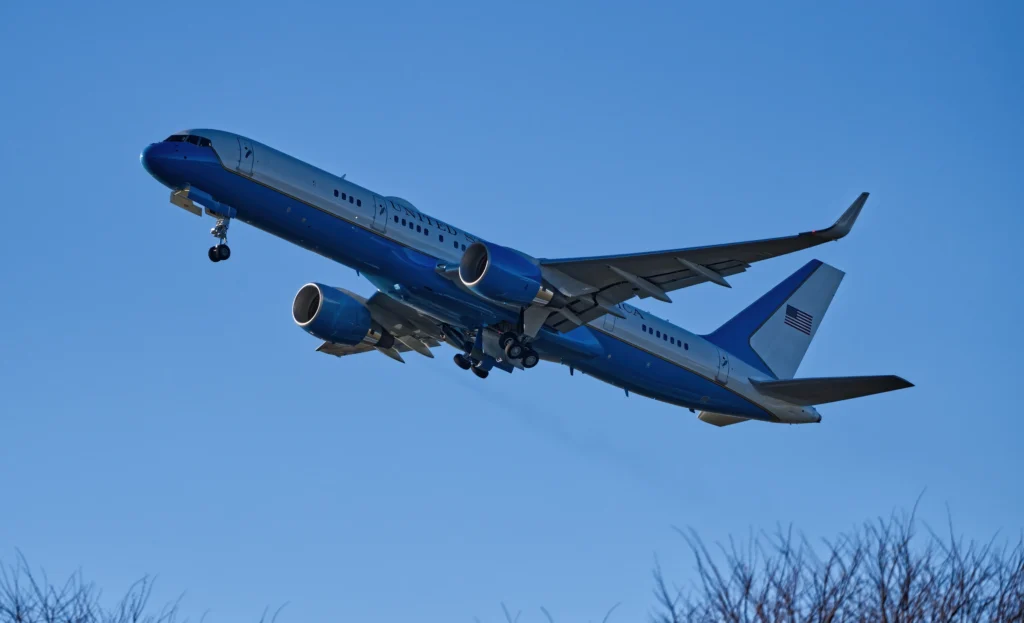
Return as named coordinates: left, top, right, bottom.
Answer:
left=498, top=331, right=517, bottom=350
left=504, top=340, right=524, bottom=360
left=217, top=244, right=231, bottom=260
left=471, top=366, right=489, bottom=379
left=521, top=349, right=539, bottom=369
left=453, top=353, right=472, bottom=370
left=208, top=247, right=220, bottom=262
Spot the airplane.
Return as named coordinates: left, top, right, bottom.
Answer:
left=141, top=130, right=912, bottom=426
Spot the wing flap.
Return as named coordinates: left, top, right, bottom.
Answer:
left=751, top=375, right=913, bottom=406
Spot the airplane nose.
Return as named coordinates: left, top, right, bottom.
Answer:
left=140, top=143, right=160, bottom=176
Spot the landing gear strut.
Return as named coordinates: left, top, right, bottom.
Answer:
left=208, top=216, right=232, bottom=262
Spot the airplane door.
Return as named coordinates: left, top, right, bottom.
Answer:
left=237, top=137, right=255, bottom=176
left=372, top=196, right=389, bottom=232
left=715, top=349, right=730, bottom=384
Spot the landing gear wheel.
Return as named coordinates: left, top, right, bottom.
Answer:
left=498, top=331, right=517, bottom=350
left=471, top=366, right=489, bottom=379
left=504, top=339, right=524, bottom=360
left=521, top=349, right=539, bottom=369
left=216, top=244, right=231, bottom=260
left=453, top=353, right=472, bottom=370
left=208, top=246, right=220, bottom=262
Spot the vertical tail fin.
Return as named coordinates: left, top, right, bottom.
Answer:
left=705, top=260, right=844, bottom=379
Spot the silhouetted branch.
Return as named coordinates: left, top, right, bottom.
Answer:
left=0, top=553, right=280, bottom=623
left=653, top=510, right=1024, bottom=623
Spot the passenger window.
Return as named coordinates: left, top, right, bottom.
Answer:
left=642, top=324, right=647, bottom=331
left=357, top=199, right=361, bottom=206
left=461, top=244, right=466, bottom=251
left=349, top=196, right=354, bottom=204
left=684, top=343, right=689, bottom=350
left=670, top=337, right=675, bottom=345
left=342, top=193, right=347, bottom=200
left=663, top=334, right=668, bottom=341
left=424, top=229, right=429, bottom=236
left=453, top=241, right=459, bottom=249
left=439, top=235, right=444, bottom=242
left=409, top=222, right=414, bottom=230
left=334, top=190, right=339, bottom=197
left=401, top=218, right=407, bottom=226
left=656, top=331, right=661, bottom=338
left=393, top=216, right=399, bottom=223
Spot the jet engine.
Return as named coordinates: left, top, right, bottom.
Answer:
left=459, top=242, right=564, bottom=307
left=292, top=283, right=395, bottom=348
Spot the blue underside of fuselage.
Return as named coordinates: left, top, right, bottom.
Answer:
left=148, top=146, right=773, bottom=421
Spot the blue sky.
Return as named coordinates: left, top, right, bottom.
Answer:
left=1, top=1, right=1021, bottom=621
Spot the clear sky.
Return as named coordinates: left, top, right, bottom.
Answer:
left=1, top=1, right=1021, bottom=621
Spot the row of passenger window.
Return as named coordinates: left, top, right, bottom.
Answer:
left=392, top=215, right=468, bottom=250
left=641, top=324, right=689, bottom=350
left=333, top=189, right=363, bottom=207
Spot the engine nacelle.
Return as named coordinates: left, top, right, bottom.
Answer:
left=292, top=283, right=394, bottom=348
left=459, top=242, right=561, bottom=307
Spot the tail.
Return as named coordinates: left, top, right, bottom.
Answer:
left=705, top=260, right=843, bottom=379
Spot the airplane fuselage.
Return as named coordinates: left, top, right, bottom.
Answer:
left=141, top=129, right=821, bottom=424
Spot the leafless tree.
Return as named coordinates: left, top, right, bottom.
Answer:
left=0, top=552, right=286, bottom=623
left=651, top=510, right=1024, bottom=623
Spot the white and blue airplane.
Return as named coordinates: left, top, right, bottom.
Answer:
left=141, top=130, right=911, bottom=426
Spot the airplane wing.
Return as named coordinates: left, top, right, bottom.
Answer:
left=315, top=290, right=445, bottom=363
left=539, top=193, right=868, bottom=331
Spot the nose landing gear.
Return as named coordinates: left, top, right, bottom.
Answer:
left=208, top=216, right=232, bottom=262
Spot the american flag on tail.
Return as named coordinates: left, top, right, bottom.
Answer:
left=785, top=305, right=813, bottom=335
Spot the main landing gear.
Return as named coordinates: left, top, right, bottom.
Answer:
left=498, top=331, right=539, bottom=369
left=207, top=216, right=232, bottom=262
left=453, top=353, right=489, bottom=379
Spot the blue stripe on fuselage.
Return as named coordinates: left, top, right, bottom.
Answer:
left=569, top=329, right=776, bottom=421
left=174, top=150, right=514, bottom=330
left=160, top=151, right=773, bottom=420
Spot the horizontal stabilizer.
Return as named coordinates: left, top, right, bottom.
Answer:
left=752, top=375, right=913, bottom=406
left=698, top=411, right=749, bottom=427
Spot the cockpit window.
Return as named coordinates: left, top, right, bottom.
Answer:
left=164, top=134, right=213, bottom=147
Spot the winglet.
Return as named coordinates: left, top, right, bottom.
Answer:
left=812, top=192, right=868, bottom=241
